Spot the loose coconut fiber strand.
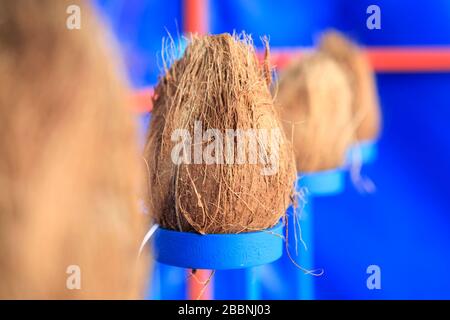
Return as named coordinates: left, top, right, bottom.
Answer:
left=145, top=33, right=296, bottom=234
left=0, top=0, right=148, bottom=298
left=319, top=30, right=381, bottom=142
left=276, top=52, right=354, bottom=173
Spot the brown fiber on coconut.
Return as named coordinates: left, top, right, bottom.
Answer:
left=275, top=52, right=354, bottom=173
left=0, top=0, right=148, bottom=298
left=319, top=30, right=381, bottom=142
left=145, top=33, right=296, bottom=234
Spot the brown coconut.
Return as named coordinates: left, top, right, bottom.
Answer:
left=275, top=52, right=354, bottom=173
left=145, top=33, right=296, bottom=234
left=319, top=30, right=381, bottom=141
left=0, top=0, right=148, bottom=298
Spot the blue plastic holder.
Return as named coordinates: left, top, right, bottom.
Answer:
left=151, top=222, right=284, bottom=300
left=299, top=169, right=346, bottom=196
left=260, top=169, right=345, bottom=300
left=153, top=222, right=284, bottom=270
left=346, top=140, right=378, bottom=166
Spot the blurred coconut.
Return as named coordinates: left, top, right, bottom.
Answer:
left=275, top=52, right=354, bottom=172
left=0, top=0, right=148, bottom=298
left=319, top=30, right=381, bottom=142
left=145, top=33, right=296, bottom=234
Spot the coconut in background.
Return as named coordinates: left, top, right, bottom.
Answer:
left=319, top=30, right=382, bottom=192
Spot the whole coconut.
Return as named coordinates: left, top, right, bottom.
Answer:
left=145, top=33, right=296, bottom=234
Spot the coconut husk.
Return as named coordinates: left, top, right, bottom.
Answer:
left=145, top=33, right=296, bottom=234
left=275, top=52, right=354, bottom=173
left=0, top=0, right=148, bottom=299
left=319, top=30, right=381, bottom=141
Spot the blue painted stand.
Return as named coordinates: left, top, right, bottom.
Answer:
left=151, top=222, right=284, bottom=299
left=147, top=263, right=186, bottom=300
left=214, top=266, right=263, bottom=300
left=260, top=169, right=345, bottom=300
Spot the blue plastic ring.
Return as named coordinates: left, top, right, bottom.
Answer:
left=346, top=140, right=378, bottom=166
left=153, top=222, right=284, bottom=270
left=298, top=169, right=345, bottom=196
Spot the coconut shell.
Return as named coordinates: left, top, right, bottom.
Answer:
left=319, top=30, right=381, bottom=141
left=0, top=0, right=148, bottom=298
left=276, top=52, right=354, bottom=173
left=145, top=33, right=296, bottom=234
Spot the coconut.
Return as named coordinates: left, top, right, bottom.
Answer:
left=319, top=30, right=381, bottom=142
left=275, top=52, right=354, bottom=173
left=145, top=33, right=296, bottom=234
left=0, top=0, right=148, bottom=298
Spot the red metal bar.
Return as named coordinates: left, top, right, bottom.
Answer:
left=130, top=87, right=153, bottom=113
left=184, top=0, right=209, bottom=35
left=366, top=47, right=450, bottom=72
left=132, top=47, right=450, bottom=113
left=188, top=269, right=213, bottom=300
left=262, top=46, right=450, bottom=72
left=258, top=47, right=310, bottom=69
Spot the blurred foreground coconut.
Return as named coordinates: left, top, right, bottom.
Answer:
left=0, top=0, right=148, bottom=298
left=319, top=30, right=381, bottom=142
left=145, top=33, right=296, bottom=234
left=276, top=52, right=354, bottom=173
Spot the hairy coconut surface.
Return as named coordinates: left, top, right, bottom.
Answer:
left=276, top=52, right=354, bottom=173
left=0, top=0, right=148, bottom=298
left=145, top=33, right=296, bottom=234
left=319, top=30, right=381, bottom=142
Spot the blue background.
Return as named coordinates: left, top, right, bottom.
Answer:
left=96, top=0, right=450, bottom=299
